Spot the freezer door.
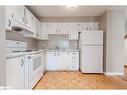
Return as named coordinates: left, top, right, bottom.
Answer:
left=80, top=31, right=103, bottom=45
left=80, top=46, right=103, bottom=73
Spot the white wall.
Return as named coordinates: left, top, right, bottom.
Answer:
left=106, top=10, right=125, bottom=74
left=99, top=12, right=107, bottom=72
left=0, top=6, right=6, bottom=87
left=125, top=20, right=127, bottom=33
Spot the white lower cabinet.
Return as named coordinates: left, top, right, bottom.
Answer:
left=45, top=51, right=79, bottom=71
left=41, top=52, right=46, bottom=73
left=45, top=52, right=57, bottom=71
left=68, top=52, right=79, bottom=71
left=6, top=56, right=25, bottom=89
left=57, top=52, right=69, bottom=71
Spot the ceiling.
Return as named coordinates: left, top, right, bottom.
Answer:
left=27, top=6, right=127, bottom=19
left=27, top=6, right=109, bottom=18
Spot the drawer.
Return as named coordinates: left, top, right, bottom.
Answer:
left=72, top=56, right=77, bottom=58
left=72, top=60, right=77, bottom=63
left=68, top=65, right=79, bottom=71
left=71, top=52, right=79, bottom=55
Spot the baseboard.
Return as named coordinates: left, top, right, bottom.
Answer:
left=104, top=72, right=124, bottom=75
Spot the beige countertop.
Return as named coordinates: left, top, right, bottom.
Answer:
left=44, top=49, right=80, bottom=52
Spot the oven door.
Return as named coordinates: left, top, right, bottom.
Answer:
left=28, top=53, right=42, bottom=82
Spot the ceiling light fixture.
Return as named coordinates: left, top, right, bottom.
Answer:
left=67, top=4, right=77, bottom=8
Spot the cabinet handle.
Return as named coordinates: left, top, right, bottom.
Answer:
left=28, top=56, right=31, bottom=59
left=12, top=14, right=14, bottom=18
left=56, top=30, right=57, bottom=33
left=21, top=59, right=24, bottom=66
left=22, top=17, right=24, bottom=23
left=8, top=20, right=11, bottom=27
left=26, top=19, right=28, bottom=24
left=72, top=61, right=76, bottom=63
left=59, top=30, right=60, bottom=32
left=72, top=53, right=76, bottom=55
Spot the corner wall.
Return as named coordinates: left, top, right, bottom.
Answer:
left=99, top=12, right=107, bottom=72
left=0, top=6, right=6, bottom=87
left=106, top=10, right=125, bottom=74
left=99, top=10, right=125, bottom=75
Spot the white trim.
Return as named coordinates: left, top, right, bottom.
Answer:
left=104, top=72, right=124, bottom=75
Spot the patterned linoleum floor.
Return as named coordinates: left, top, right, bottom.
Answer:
left=34, top=72, right=127, bottom=89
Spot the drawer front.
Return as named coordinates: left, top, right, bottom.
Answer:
left=68, top=65, right=79, bottom=71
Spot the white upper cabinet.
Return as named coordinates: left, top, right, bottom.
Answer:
left=78, top=22, right=99, bottom=32
left=36, top=22, right=99, bottom=40
left=24, top=7, right=38, bottom=33
left=5, top=6, right=25, bottom=30
left=58, top=23, right=69, bottom=34
left=11, top=6, right=25, bottom=25
left=6, top=6, right=41, bottom=38
left=68, top=23, right=79, bottom=40
left=40, top=23, right=49, bottom=40
left=6, top=6, right=13, bottom=30
left=48, top=23, right=57, bottom=34
left=47, top=23, right=69, bottom=34
left=24, top=7, right=32, bottom=30
left=31, top=15, right=37, bottom=33
left=36, top=20, right=41, bottom=38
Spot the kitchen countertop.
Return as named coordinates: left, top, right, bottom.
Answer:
left=44, top=49, right=80, bottom=52
left=6, top=50, right=44, bottom=59
left=6, top=49, right=79, bottom=59
left=6, top=52, right=26, bottom=59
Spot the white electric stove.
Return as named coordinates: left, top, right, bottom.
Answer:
left=6, top=40, right=44, bottom=89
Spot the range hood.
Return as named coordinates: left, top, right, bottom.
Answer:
left=11, top=20, right=25, bottom=32
left=12, top=26, right=25, bottom=32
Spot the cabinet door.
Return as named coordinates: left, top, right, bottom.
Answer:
left=6, top=56, right=25, bottom=89
left=57, top=52, right=68, bottom=71
left=48, top=23, right=58, bottom=34
left=40, top=23, right=49, bottom=40
left=24, top=8, right=32, bottom=29
left=36, top=20, right=41, bottom=38
left=31, top=15, right=37, bottom=33
left=43, top=52, right=46, bottom=72
left=11, top=6, right=24, bottom=25
left=45, top=52, right=57, bottom=71
left=69, top=23, right=79, bottom=40
left=59, top=23, right=69, bottom=34
left=6, top=6, right=13, bottom=30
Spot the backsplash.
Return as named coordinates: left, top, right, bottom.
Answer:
left=37, top=34, right=78, bottom=49
left=6, top=32, right=78, bottom=50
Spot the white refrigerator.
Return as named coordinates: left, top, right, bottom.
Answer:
left=80, top=31, right=103, bottom=73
